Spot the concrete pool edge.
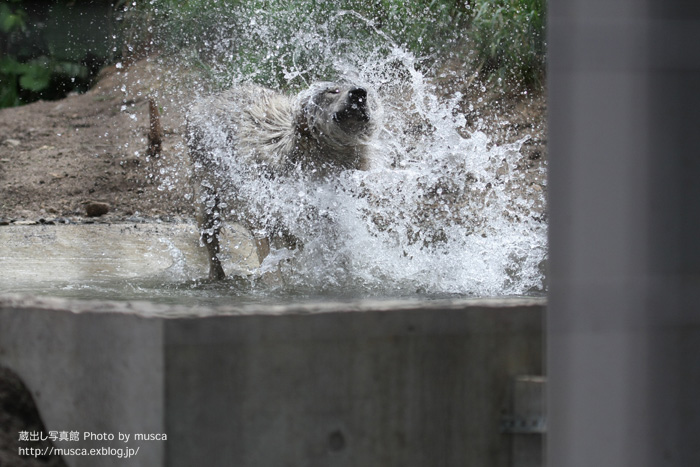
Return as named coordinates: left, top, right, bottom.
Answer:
left=0, top=222, right=259, bottom=287
left=0, top=293, right=546, bottom=317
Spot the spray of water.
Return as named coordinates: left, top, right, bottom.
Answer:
left=123, top=3, right=547, bottom=297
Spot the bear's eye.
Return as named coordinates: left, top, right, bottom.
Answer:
left=326, top=89, right=340, bottom=94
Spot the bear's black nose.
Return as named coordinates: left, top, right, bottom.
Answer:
left=348, top=87, right=367, bottom=105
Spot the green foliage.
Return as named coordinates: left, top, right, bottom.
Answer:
left=0, top=0, right=546, bottom=108
left=120, top=0, right=545, bottom=91
left=468, top=0, right=546, bottom=88
left=0, top=0, right=100, bottom=109
left=0, top=55, right=90, bottom=107
left=119, top=0, right=467, bottom=91
left=0, top=1, right=28, bottom=107
left=0, top=1, right=27, bottom=34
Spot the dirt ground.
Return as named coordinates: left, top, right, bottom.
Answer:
left=0, top=58, right=547, bottom=225
left=0, top=59, right=195, bottom=224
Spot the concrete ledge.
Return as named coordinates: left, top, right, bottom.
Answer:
left=0, top=295, right=544, bottom=467
left=0, top=223, right=259, bottom=289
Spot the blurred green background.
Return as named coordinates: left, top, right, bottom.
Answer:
left=0, top=0, right=546, bottom=109
left=0, top=0, right=122, bottom=108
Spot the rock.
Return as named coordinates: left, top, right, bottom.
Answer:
left=3, top=139, right=20, bottom=147
left=85, top=201, right=110, bottom=217
left=0, top=366, right=69, bottom=467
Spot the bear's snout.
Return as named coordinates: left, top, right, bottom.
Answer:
left=347, top=88, right=368, bottom=115
left=348, top=87, right=367, bottom=106
left=335, top=87, right=369, bottom=125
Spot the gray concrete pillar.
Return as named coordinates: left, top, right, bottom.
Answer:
left=548, top=0, right=700, bottom=465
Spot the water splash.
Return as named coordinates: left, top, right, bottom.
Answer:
left=127, top=4, right=547, bottom=297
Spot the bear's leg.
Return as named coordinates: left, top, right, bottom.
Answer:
left=200, top=184, right=226, bottom=280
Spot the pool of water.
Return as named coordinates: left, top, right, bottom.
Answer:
left=1, top=214, right=545, bottom=307
left=1, top=273, right=545, bottom=308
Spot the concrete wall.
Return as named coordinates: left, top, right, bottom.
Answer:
left=0, top=298, right=164, bottom=466
left=0, top=296, right=544, bottom=467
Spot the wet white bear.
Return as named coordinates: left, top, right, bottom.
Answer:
left=187, top=82, right=375, bottom=279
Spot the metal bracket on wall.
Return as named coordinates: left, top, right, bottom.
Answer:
left=501, top=376, right=547, bottom=467
left=500, top=414, right=547, bottom=434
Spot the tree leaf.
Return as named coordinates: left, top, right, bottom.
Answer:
left=18, top=65, right=52, bottom=92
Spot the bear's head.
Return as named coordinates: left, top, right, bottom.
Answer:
left=298, top=82, right=375, bottom=145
